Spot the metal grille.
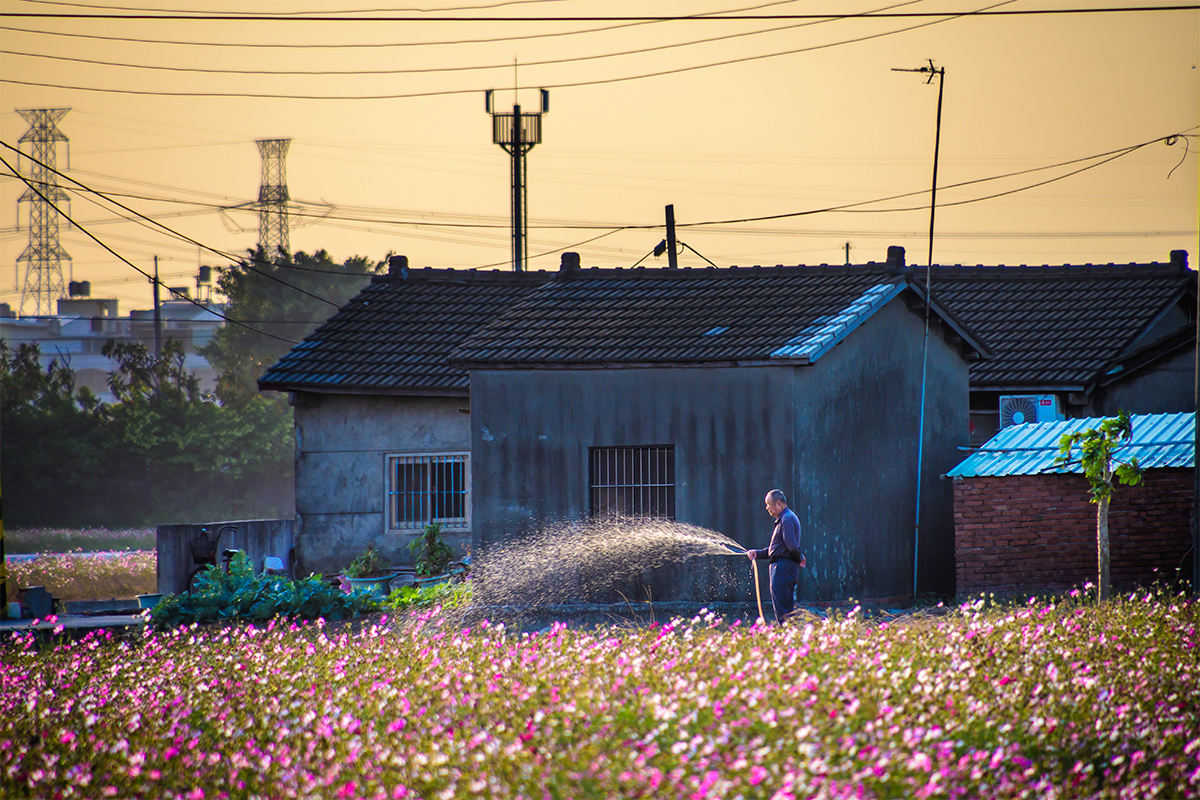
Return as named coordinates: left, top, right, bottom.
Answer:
left=589, top=445, right=675, bottom=519
left=388, top=454, right=468, bottom=530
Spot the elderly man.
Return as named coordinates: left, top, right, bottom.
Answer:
left=746, top=489, right=805, bottom=622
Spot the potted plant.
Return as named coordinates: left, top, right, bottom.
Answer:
left=409, top=523, right=454, bottom=578
left=342, top=545, right=393, bottom=596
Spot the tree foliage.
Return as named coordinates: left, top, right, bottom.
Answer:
left=1, top=341, right=293, bottom=528
left=200, top=247, right=383, bottom=406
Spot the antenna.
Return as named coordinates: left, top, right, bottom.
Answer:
left=486, top=88, right=549, bottom=271
left=16, top=108, right=71, bottom=316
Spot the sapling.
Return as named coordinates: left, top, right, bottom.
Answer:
left=1055, top=409, right=1143, bottom=601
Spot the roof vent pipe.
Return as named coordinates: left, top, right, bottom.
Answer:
left=1170, top=249, right=1188, bottom=268
left=559, top=251, right=580, bottom=275
left=388, top=255, right=409, bottom=278
left=885, top=245, right=907, bottom=274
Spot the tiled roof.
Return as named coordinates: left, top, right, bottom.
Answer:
left=451, top=265, right=980, bottom=367
left=947, top=412, right=1194, bottom=477
left=258, top=268, right=553, bottom=394
left=923, top=262, right=1191, bottom=390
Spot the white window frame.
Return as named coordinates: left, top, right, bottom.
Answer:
left=385, top=452, right=470, bottom=533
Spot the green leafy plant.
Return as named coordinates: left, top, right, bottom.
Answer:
left=1054, top=409, right=1144, bottom=601
left=149, top=552, right=380, bottom=628
left=409, top=523, right=454, bottom=577
left=343, top=545, right=390, bottom=579
left=384, top=580, right=471, bottom=612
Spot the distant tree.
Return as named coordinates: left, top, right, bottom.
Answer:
left=201, top=247, right=383, bottom=406
left=1055, top=409, right=1144, bottom=601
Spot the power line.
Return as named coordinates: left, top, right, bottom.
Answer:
left=4, top=5, right=1197, bottom=20
left=0, top=151, right=298, bottom=344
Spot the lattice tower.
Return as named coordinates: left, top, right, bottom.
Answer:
left=256, top=139, right=291, bottom=258
left=17, top=109, right=71, bottom=316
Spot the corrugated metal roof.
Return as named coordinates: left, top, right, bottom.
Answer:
left=948, top=412, right=1195, bottom=477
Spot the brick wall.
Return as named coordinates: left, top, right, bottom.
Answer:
left=954, top=469, right=1194, bottom=596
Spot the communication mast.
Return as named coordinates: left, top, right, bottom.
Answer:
left=16, top=108, right=71, bottom=316
left=256, top=138, right=291, bottom=258
left=486, top=89, right=548, bottom=271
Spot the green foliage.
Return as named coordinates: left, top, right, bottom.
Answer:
left=383, top=580, right=471, bottom=612
left=1055, top=409, right=1144, bottom=504
left=200, top=247, right=383, bottom=406
left=150, top=552, right=381, bottom=628
left=0, top=340, right=293, bottom=527
left=409, top=523, right=454, bottom=577
left=343, top=545, right=389, bottom=579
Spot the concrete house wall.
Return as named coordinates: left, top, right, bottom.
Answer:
left=470, top=297, right=969, bottom=603
left=292, top=392, right=471, bottom=577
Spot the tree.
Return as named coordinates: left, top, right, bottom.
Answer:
left=1055, top=410, right=1144, bottom=601
left=200, top=247, right=383, bottom=406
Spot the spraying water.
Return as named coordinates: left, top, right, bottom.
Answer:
left=473, top=518, right=748, bottom=608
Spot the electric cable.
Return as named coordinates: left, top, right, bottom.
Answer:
left=0, top=152, right=298, bottom=344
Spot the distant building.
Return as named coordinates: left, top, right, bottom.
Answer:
left=0, top=295, right=224, bottom=402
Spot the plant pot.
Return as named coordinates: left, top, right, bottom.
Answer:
left=344, top=576, right=393, bottom=597
left=137, top=593, right=164, bottom=609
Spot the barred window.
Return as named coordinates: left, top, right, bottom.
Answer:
left=589, top=445, right=675, bottom=519
left=387, top=454, right=469, bottom=531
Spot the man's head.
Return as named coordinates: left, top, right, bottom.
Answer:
left=764, top=489, right=787, bottom=518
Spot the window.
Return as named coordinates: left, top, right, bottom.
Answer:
left=589, top=445, right=675, bottom=519
left=387, top=453, right=469, bottom=531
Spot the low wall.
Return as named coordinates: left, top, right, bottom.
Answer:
left=157, top=519, right=295, bottom=596
left=953, top=469, right=1193, bottom=596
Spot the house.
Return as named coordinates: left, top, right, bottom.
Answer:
left=0, top=295, right=224, bottom=402
left=948, top=412, right=1194, bottom=596
left=257, top=258, right=554, bottom=577
left=449, top=251, right=989, bottom=603
left=910, top=249, right=1194, bottom=446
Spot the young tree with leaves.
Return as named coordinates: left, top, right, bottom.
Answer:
left=1055, top=409, right=1144, bottom=601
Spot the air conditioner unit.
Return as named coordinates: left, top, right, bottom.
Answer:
left=998, top=394, right=1063, bottom=429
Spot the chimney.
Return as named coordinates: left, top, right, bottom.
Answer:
left=559, top=251, right=580, bottom=276
left=885, top=245, right=907, bottom=275
left=1170, top=250, right=1188, bottom=269
left=388, top=255, right=409, bottom=278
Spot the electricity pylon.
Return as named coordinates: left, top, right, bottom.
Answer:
left=16, top=108, right=71, bottom=315
left=257, top=139, right=291, bottom=258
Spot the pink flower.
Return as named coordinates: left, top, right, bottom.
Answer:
left=750, top=766, right=769, bottom=785
left=60, top=730, right=76, bottom=745
left=387, top=719, right=406, bottom=733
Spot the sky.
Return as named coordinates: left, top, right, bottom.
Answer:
left=1, top=0, right=1197, bottom=316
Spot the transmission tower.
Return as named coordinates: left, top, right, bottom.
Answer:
left=486, top=89, right=548, bottom=271
left=256, top=138, right=291, bottom=258
left=16, top=108, right=71, bottom=316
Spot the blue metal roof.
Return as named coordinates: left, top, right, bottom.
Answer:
left=948, top=412, right=1195, bottom=478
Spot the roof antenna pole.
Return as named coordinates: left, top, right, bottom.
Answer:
left=486, top=77, right=548, bottom=272
left=665, top=204, right=678, bottom=269
left=893, top=59, right=945, bottom=599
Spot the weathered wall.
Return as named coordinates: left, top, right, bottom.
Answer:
left=954, top=470, right=1194, bottom=595
left=469, top=295, right=970, bottom=603
left=293, top=392, right=471, bottom=576
left=1090, top=343, right=1196, bottom=417
left=791, top=297, right=969, bottom=599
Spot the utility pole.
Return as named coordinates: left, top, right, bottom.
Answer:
left=665, top=205, right=679, bottom=269
left=16, top=108, right=71, bottom=316
left=486, top=88, right=548, bottom=271
left=256, top=139, right=291, bottom=259
left=844, top=242, right=851, bottom=266
left=893, top=60, right=945, bottom=599
left=153, top=255, right=162, bottom=357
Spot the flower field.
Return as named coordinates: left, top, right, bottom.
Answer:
left=4, top=550, right=156, bottom=603
left=1, top=590, right=1197, bottom=799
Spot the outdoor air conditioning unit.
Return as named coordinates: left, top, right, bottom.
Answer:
left=998, top=394, right=1064, bottom=429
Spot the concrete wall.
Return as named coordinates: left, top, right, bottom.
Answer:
left=1091, top=343, right=1196, bottom=417
left=157, top=518, right=294, bottom=596
left=469, top=295, right=970, bottom=603
left=954, top=470, right=1194, bottom=595
left=292, top=392, right=472, bottom=577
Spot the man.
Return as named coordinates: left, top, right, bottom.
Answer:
left=746, top=489, right=805, bottom=622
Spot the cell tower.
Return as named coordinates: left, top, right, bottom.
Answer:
left=256, top=138, right=291, bottom=258
left=16, top=108, right=71, bottom=316
left=486, top=89, right=548, bottom=271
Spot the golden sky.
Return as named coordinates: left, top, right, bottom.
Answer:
left=1, top=0, right=1197, bottom=314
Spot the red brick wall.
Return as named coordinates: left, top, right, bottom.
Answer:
left=953, top=469, right=1194, bottom=596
